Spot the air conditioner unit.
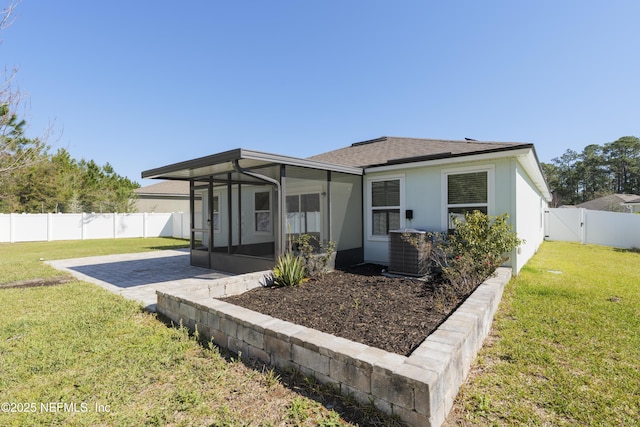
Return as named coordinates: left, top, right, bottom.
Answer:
left=388, top=229, right=431, bottom=276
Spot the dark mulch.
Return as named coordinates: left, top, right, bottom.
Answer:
left=0, top=276, right=74, bottom=290
left=223, top=264, right=475, bottom=356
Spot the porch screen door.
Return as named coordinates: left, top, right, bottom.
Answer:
left=191, top=185, right=211, bottom=268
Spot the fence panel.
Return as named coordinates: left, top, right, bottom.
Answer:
left=83, top=214, right=116, bottom=240
left=50, top=214, right=83, bottom=241
left=116, top=213, right=145, bottom=238
left=144, top=213, right=174, bottom=237
left=172, top=212, right=189, bottom=239
left=584, top=209, right=640, bottom=249
left=12, top=214, right=49, bottom=242
left=546, top=208, right=640, bottom=249
left=0, top=212, right=179, bottom=243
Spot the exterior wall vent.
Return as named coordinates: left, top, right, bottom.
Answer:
left=388, top=229, right=431, bottom=276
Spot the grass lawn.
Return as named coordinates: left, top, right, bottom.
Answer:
left=0, top=238, right=399, bottom=426
left=447, top=241, right=640, bottom=426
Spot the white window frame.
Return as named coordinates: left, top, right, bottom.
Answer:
left=367, top=174, right=405, bottom=241
left=253, top=189, right=272, bottom=234
left=441, top=165, right=494, bottom=230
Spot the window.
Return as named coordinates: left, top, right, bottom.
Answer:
left=254, top=191, right=271, bottom=232
left=286, top=193, right=321, bottom=237
left=370, top=177, right=402, bottom=237
left=446, top=170, right=489, bottom=228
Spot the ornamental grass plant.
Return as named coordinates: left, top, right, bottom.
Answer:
left=272, top=251, right=308, bottom=287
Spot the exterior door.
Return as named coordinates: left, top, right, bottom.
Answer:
left=191, top=185, right=211, bottom=268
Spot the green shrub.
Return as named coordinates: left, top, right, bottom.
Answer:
left=432, top=211, right=523, bottom=294
left=295, top=234, right=336, bottom=277
left=452, top=211, right=522, bottom=272
left=273, top=252, right=307, bottom=287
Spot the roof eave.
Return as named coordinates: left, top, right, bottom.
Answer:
left=141, top=148, right=243, bottom=180
left=142, top=148, right=363, bottom=180
left=364, top=145, right=533, bottom=171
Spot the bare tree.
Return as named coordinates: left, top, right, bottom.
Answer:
left=1, top=1, right=20, bottom=105
left=1, top=0, right=47, bottom=186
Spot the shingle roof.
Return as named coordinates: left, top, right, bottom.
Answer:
left=135, top=180, right=190, bottom=196
left=307, top=136, right=532, bottom=168
left=577, top=194, right=640, bottom=212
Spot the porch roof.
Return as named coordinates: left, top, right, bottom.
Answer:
left=141, top=148, right=364, bottom=181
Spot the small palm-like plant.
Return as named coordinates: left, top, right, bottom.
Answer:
left=273, top=252, right=307, bottom=287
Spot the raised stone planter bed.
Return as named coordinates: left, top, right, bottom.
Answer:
left=157, top=267, right=511, bottom=427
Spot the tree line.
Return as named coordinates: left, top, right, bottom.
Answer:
left=0, top=104, right=139, bottom=213
left=0, top=144, right=140, bottom=214
left=0, top=2, right=139, bottom=214
left=541, top=136, right=640, bottom=207
left=0, top=97, right=139, bottom=213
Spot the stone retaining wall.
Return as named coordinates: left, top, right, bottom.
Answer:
left=157, top=267, right=511, bottom=427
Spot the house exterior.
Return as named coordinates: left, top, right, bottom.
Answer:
left=624, top=197, right=640, bottom=213
left=142, top=136, right=551, bottom=274
left=134, top=180, right=191, bottom=213
left=576, top=193, right=640, bottom=213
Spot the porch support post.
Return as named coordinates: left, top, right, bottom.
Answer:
left=237, top=181, right=242, bottom=246
left=279, top=164, right=285, bottom=256
left=189, top=179, right=195, bottom=250
left=327, top=170, right=332, bottom=243
left=208, top=176, right=214, bottom=260
left=227, top=173, right=233, bottom=255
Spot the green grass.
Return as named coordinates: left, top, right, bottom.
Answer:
left=0, top=238, right=399, bottom=426
left=450, top=242, right=640, bottom=426
left=0, top=237, right=189, bottom=284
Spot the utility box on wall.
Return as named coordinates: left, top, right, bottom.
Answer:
left=388, top=229, right=431, bottom=276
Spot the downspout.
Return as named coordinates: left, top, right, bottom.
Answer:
left=232, top=159, right=283, bottom=258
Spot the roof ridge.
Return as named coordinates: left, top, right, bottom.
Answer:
left=351, top=136, right=527, bottom=147
left=351, top=136, right=388, bottom=147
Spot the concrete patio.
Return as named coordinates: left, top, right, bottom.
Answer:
left=47, top=249, right=233, bottom=311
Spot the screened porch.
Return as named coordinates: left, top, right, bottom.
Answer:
left=142, top=149, right=364, bottom=274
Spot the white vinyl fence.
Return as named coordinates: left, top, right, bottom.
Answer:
left=4, top=209, right=638, bottom=249
left=545, top=208, right=640, bottom=249
left=0, top=212, right=189, bottom=243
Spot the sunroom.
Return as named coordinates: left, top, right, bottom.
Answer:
left=142, top=149, right=364, bottom=274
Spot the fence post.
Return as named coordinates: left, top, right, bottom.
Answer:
left=113, top=212, right=118, bottom=239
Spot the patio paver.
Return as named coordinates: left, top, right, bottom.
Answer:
left=47, top=249, right=233, bottom=311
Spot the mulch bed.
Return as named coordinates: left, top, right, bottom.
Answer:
left=223, top=264, right=478, bottom=356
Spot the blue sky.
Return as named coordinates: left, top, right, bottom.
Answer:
left=3, top=1, right=640, bottom=185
